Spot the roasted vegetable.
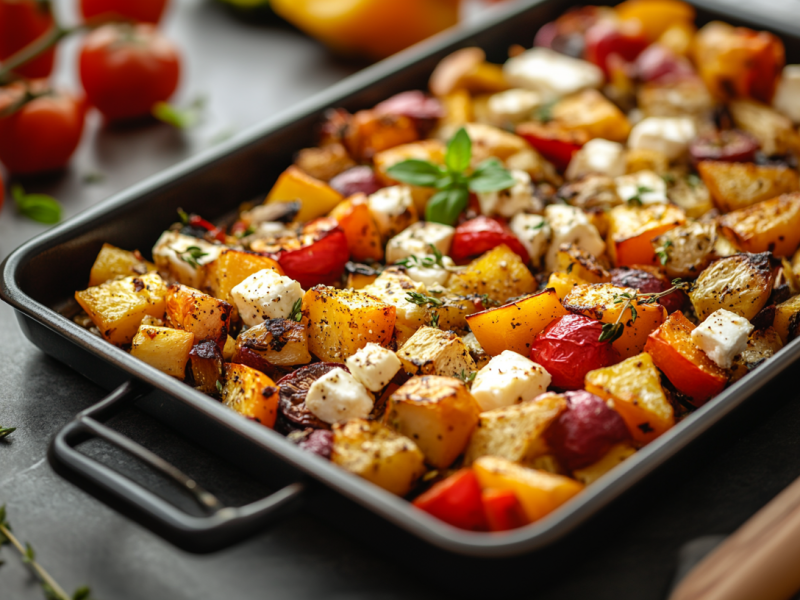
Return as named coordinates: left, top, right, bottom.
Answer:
left=412, top=468, right=488, bottom=531
left=166, top=284, right=232, bottom=348
left=651, top=221, right=718, bottom=279
left=729, top=327, right=783, bottom=382
left=221, top=363, right=280, bottom=428
left=607, top=203, right=686, bottom=267
left=447, top=244, right=537, bottom=304
left=130, top=324, right=194, bottom=379
left=265, top=165, right=345, bottom=223
left=697, top=161, right=800, bottom=213
left=189, top=339, right=224, bottom=394
left=88, top=243, right=156, bottom=287
left=773, top=294, right=800, bottom=344
left=328, top=193, right=385, bottom=262
left=234, top=318, right=312, bottom=369
left=396, top=326, right=476, bottom=378
left=205, top=249, right=284, bottom=312
left=718, top=193, right=800, bottom=257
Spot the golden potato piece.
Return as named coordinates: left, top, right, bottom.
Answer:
left=698, top=160, right=800, bottom=213
left=397, top=326, right=476, bottom=378
left=652, top=221, right=718, bottom=279
left=88, top=243, right=156, bottom=287
left=222, top=363, right=279, bottom=428
left=718, top=193, right=800, bottom=257
left=131, top=325, right=194, bottom=379
left=448, top=244, right=536, bottom=304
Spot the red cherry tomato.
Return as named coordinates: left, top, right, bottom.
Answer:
left=0, top=81, right=86, bottom=174
left=80, top=0, right=168, bottom=24
left=451, top=216, right=530, bottom=264
left=271, top=219, right=350, bottom=289
left=689, top=129, right=759, bottom=165
left=412, top=469, right=488, bottom=531
left=79, top=23, right=180, bottom=121
left=0, top=0, right=56, bottom=79
left=481, top=489, right=528, bottom=532
left=530, top=314, right=620, bottom=390
left=584, top=20, right=649, bottom=77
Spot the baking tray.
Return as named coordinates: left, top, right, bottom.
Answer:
left=3, top=0, right=800, bottom=573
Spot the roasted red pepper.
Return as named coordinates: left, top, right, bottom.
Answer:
left=584, top=20, right=649, bottom=77
left=481, top=488, right=528, bottom=532
left=517, top=122, right=588, bottom=172
left=188, top=214, right=227, bottom=242
left=451, top=216, right=529, bottom=264
left=272, top=219, right=350, bottom=289
left=412, top=469, right=488, bottom=531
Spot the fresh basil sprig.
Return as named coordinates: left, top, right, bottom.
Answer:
left=386, top=127, right=516, bottom=225
left=12, top=185, right=62, bottom=224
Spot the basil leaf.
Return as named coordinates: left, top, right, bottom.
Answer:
left=468, top=158, right=516, bottom=192
left=12, top=185, right=62, bottom=224
left=426, top=187, right=468, bottom=225
left=385, top=159, right=443, bottom=187
left=445, top=127, right=471, bottom=173
left=152, top=97, right=205, bottom=129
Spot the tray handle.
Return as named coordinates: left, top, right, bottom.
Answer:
left=48, top=381, right=305, bottom=553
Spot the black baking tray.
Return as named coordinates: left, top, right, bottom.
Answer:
left=3, top=0, right=800, bottom=579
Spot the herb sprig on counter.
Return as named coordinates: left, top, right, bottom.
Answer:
left=0, top=426, right=16, bottom=440
left=386, top=127, right=516, bottom=225
left=12, top=185, right=62, bottom=225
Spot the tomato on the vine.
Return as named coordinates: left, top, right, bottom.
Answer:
left=79, top=23, right=180, bottom=121
left=0, top=0, right=56, bottom=79
left=0, top=81, right=86, bottom=174
left=80, top=0, right=168, bottom=24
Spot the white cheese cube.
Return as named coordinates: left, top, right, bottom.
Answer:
left=627, top=116, right=696, bottom=161
left=773, top=65, right=800, bottom=124
left=230, top=269, right=303, bottom=327
left=691, top=309, right=754, bottom=369
left=305, top=368, right=374, bottom=424
left=544, top=204, right=605, bottom=271
left=385, top=221, right=455, bottom=265
left=367, top=185, right=416, bottom=241
left=485, top=89, right=543, bottom=125
left=470, top=351, right=551, bottom=412
left=503, top=48, right=604, bottom=101
left=476, top=169, right=536, bottom=219
left=509, top=213, right=551, bottom=269
left=406, top=256, right=455, bottom=288
left=152, top=231, right=222, bottom=289
left=565, top=138, right=626, bottom=180
left=614, top=170, right=669, bottom=205
left=345, top=343, right=402, bottom=392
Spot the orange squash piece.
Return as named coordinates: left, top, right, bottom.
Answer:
left=166, top=284, right=232, bottom=348
left=616, top=0, right=695, bottom=42
left=265, top=165, right=344, bottom=223
left=329, top=193, right=384, bottom=262
left=607, top=203, right=686, bottom=266
left=222, top=363, right=279, bottom=428
left=205, top=249, right=283, bottom=308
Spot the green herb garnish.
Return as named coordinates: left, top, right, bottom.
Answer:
left=405, top=291, right=443, bottom=308
left=656, top=239, right=674, bottom=266
left=152, top=96, right=206, bottom=129
left=12, top=185, right=61, bottom=224
left=178, top=246, right=208, bottom=269
left=598, top=280, right=690, bottom=343
left=289, top=298, right=303, bottom=322
left=0, top=426, right=16, bottom=440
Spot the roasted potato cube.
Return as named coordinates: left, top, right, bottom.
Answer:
left=439, top=89, right=473, bottom=128
left=585, top=352, right=675, bottom=444
left=730, top=99, right=800, bottom=157
left=607, top=203, right=686, bottom=267
left=131, top=325, right=194, bottom=379
left=551, top=89, right=631, bottom=143
left=88, top=243, right=157, bottom=287
left=652, top=221, right=718, bottom=279
left=464, top=392, right=567, bottom=466
left=331, top=419, right=426, bottom=496
left=303, top=286, right=396, bottom=363
left=222, top=363, right=279, bottom=428
left=428, top=294, right=479, bottom=333
left=697, top=161, right=800, bottom=213
left=294, top=142, right=355, bottom=182
left=773, top=294, right=800, bottom=344
left=572, top=442, right=637, bottom=486
left=328, top=194, right=384, bottom=262
left=466, top=289, right=569, bottom=356
left=235, top=318, right=312, bottom=369
left=397, top=327, right=476, bottom=377
left=667, top=175, right=715, bottom=219
left=637, top=79, right=714, bottom=120
left=624, top=148, right=669, bottom=175
left=718, top=193, right=800, bottom=257
left=448, top=244, right=536, bottom=304
left=265, top=165, right=344, bottom=223
left=165, top=284, right=232, bottom=348
left=385, top=375, right=480, bottom=468
left=344, top=110, right=419, bottom=163
left=689, top=253, right=776, bottom=321
left=564, top=283, right=667, bottom=359
left=555, top=244, right=611, bottom=283
left=373, top=140, right=444, bottom=216
left=473, top=456, right=583, bottom=523
left=730, top=327, right=783, bottom=382
left=205, top=249, right=283, bottom=311
left=461, top=331, right=491, bottom=369
left=454, top=123, right=530, bottom=164
left=75, top=272, right=168, bottom=346
left=361, top=267, right=429, bottom=346
left=189, top=339, right=224, bottom=394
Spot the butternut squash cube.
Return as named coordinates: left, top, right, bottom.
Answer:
left=222, top=363, right=279, bottom=428
left=303, top=286, right=396, bottom=363
left=130, top=325, right=194, bottom=379
left=385, top=375, right=480, bottom=469
left=448, top=244, right=536, bottom=304
left=552, top=89, right=632, bottom=143
left=75, top=272, right=168, bottom=346
left=473, top=456, right=583, bottom=523
left=466, top=289, right=569, bottom=356
left=584, top=352, right=675, bottom=444
left=464, top=392, right=568, bottom=466
left=344, top=110, right=419, bottom=163
left=166, top=284, right=232, bottom=348
left=88, top=243, right=156, bottom=287
left=265, top=165, right=344, bottom=223
left=572, top=442, right=637, bottom=486
left=607, top=203, right=686, bottom=267
left=205, top=249, right=283, bottom=310
left=397, top=327, right=477, bottom=377
left=328, top=193, right=384, bottom=262
left=698, top=161, right=800, bottom=213
left=235, top=318, right=312, bottom=367
left=331, top=419, right=426, bottom=496
left=718, top=193, right=800, bottom=257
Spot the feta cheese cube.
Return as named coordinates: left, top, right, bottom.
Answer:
left=544, top=204, right=606, bottom=271
left=345, top=343, right=402, bottom=392
left=503, top=48, right=604, bottom=101
left=152, top=231, right=222, bottom=289
left=485, top=89, right=543, bottom=125
left=565, top=138, right=626, bottom=180
left=627, top=117, right=696, bottom=161
left=691, top=309, right=754, bottom=369
left=305, top=368, right=374, bottom=424
left=470, top=351, right=551, bottom=412
left=230, top=269, right=303, bottom=327
left=406, top=255, right=456, bottom=288
left=614, top=170, right=669, bottom=205
left=509, top=213, right=551, bottom=269
left=476, top=169, right=536, bottom=218
left=368, top=185, right=417, bottom=241
left=773, top=65, right=800, bottom=124
left=385, top=221, right=455, bottom=265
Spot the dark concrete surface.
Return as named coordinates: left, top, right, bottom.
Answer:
left=3, top=1, right=800, bottom=599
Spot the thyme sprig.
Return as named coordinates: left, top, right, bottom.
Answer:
left=396, top=244, right=462, bottom=272
left=177, top=246, right=208, bottom=269
left=598, top=279, right=690, bottom=343
left=289, top=298, right=303, bottom=322
left=429, top=312, right=440, bottom=329
left=457, top=370, right=477, bottom=385
left=405, top=291, right=443, bottom=308
left=655, top=239, right=674, bottom=266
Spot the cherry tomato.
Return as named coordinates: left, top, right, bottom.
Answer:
left=530, top=314, right=620, bottom=390
left=412, top=469, right=487, bottom=531
left=689, top=129, right=759, bottom=165
left=584, top=20, right=649, bottom=77
left=80, top=0, right=168, bottom=24
left=329, top=166, right=383, bottom=197
left=610, top=266, right=684, bottom=314
left=450, top=216, right=529, bottom=263
left=516, top=121, right=588, bottom=172
left=79, top=23, right=180, bottom=121
left=0, top=81, right=86, bottom=174
left=481, top=488, right=528, bottom=532
left=0, top=0, right=56, bottom=79
left=544, top=390, right=630, bottom=471
left=634, top=43, right=695, bottom=83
